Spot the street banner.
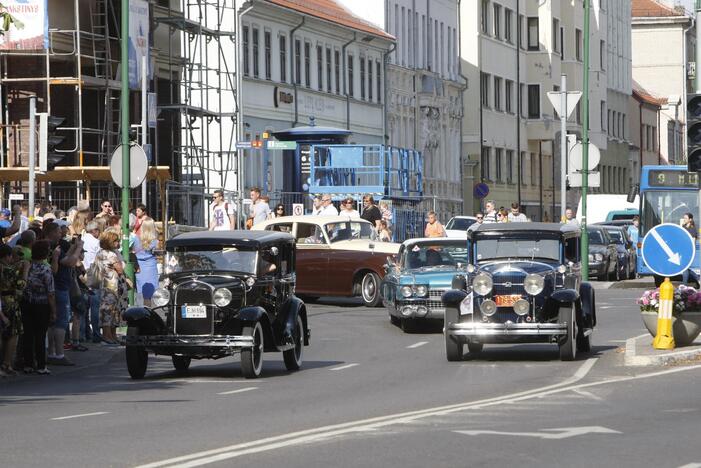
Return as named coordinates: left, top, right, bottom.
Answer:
left=128, top=0, right=150, bottom=89
left=147, top=92, right=157, bottom=128
left=0, top=0, right=48, bottom=50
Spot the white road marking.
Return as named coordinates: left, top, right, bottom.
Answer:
left=217, top=387, right=258, bottom=396
left=406, top=341, right=429, bottom=349
left=608, top=340, right=627, bottom=343
left=166, top=379, right=265, bottom=384
left=51, top=412, right=109, bottom=421
left=455, top=426, right=620, bottom=440
left=329, top=363, right=359, bottom=371
left=572, top=388, right=604, bottom=401
left=678, top=464, right=701, bottom=468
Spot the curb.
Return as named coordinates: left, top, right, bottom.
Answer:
left=609, top=280, right=655, bottom=290
left=624, top=334, right=701, bottom=366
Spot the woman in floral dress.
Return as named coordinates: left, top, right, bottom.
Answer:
left=96, top=230, right=128, bottom=345
left=0, top=244, right=28, bottom=375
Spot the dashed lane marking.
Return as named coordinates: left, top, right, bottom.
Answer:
left=329, top=363, right=360, bottom=371
left=51, top=412, right=109, bottom=421
left=406, top=341, right=429, bottom=349
left=217, top=387, right=258, bottom=396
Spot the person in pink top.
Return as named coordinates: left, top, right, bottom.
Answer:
left=424, top=211, right=446, bottom=238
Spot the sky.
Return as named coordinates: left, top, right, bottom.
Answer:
left=336, top=0, right=384, bottom=29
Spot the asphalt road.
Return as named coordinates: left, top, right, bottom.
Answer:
left=1, top=287, right=700, bottom=468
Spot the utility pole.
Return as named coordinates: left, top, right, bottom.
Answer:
left=28, top=96, right=36, bottom=219
left=121, top=0, right=133, bottom=303
left=580, top=0, right=591, bottom=279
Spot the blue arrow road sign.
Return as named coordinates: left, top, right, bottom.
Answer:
left=641, top=223, right=696, bottom=277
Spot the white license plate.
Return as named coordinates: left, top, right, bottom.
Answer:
left=181, top=305, right=207, bottom=319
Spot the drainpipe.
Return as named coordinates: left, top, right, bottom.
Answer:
left=383, top=41, right=397, bottom=143
left=236, top=1, right=254, bottom=226
left=638, top=99, right=643, bottom=172
left=457, top=0, right=470, bottom=212
left=657, top=102, right=662, bottom=165
left=343, top=33, right=357, bottom=130
left=515, top=0, right=521, bottom=206
left=290, top=17, right=305, bottom=126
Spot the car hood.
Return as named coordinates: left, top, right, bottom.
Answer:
left=477, top=260, right=557, bottom=276
left=331, top=240, right=400, bottom=254
left=589, top=245, right=609, bottom=255
left=397, top=266, right=460, bottom=287
left=445, top=229, right=468, bottom=238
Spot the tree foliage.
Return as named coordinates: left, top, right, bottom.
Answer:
left=0, top=2, right=24, bottom=36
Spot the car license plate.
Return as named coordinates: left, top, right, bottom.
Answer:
left=495, top=295, right=522, bottom=307
left=181, top=305, right=207, bottom=319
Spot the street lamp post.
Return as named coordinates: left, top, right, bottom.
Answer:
left=121, top=0, right=133, bottom=302
left=580, top=0, right=591, bottom=279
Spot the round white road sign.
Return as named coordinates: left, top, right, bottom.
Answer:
left=110, top=144, right=149, bottom=189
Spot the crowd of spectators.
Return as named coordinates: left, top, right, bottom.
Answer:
left=0, top=200, right=159, bottom=377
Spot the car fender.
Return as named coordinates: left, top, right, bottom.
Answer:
left=238, top=305, right=268, bottom=324
left=544, top=289, right=579, bottom=318
left=122, top=307, right=166, bottom=335
left=451, top=274, right=467, bottom=291
left=442, top=289, right=468, bottom=309
left=579, top=282, right=596, bottom=328
left=279, top=296, right=310, bottom=346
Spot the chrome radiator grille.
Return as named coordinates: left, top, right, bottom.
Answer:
left=428, top=289, right=446, bottom=311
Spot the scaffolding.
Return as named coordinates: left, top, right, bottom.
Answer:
left=0, top=0, right=239, bottom=220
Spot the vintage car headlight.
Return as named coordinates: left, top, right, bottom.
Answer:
left=152, top=288, right=170, bottom=307
left=472, top=273, right=493, bottom=296
left=400, top=285, right=413, bottom=298
left=557, top=265, right=567, bottom=274
left=213, top=288, right=232, bottom=307
left=245, top=277, right=255, bottom=288
left=466, top=264, right=476, bottom=273
left=524, top=274, right=545, bottom=296
left=480, top=299, right=497, bottom=316
left=415, top=285, right=428, bottom=297
left=513, top=299, right=530, bottom=316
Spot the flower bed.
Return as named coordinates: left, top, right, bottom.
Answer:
left=637, top=285, right=701, bottom=316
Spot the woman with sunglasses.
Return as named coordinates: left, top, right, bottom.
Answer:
left=272, top=204, right=286, bottom=218
left=497, top=209, right=509, bottom=223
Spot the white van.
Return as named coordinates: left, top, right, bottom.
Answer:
left=576, top=194, right=639, bottom=224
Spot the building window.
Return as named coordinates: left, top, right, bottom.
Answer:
left=505, top=79, right=514, bottom=113
left=519, top=14, right=525, bottom=49
left=652, top=126, right=657, bottom=151
left=505, top=8, right=513, bottom=44
left=575, top=29, right=583, bottom=61
left=264, top=31, right=271, bottom=80
left=618, top=113, right=623, bottom=139
left=368, top=58, right=373, bottom=101
left=481, top=146, right=491, bottom=180
left=243, top=25, right=250, bottom=76
left=348, top=53, right=354, bottom=98
left=607, top=109, right=611, bottom=135
left=600, top=40, right=605, bottom=70
left=335, top=50, right=341, bottom=94
left=493, top=4, right=501, bottom=39
left=252, top=27, right=259, bottom=78
left=527, top=84, right=540, bottom=119
left=530, top=152, right=537, bottom=185
left=506, top=150, right=514, bottom=183
left=317, top=45, right=323, bottom=91
left=560, top=26, right=564, bottom=60
left=519, top=83, right=526, bottom=117
left=521, top=151, right=527, bottom=185
left=481, top=72, right=490, bottom=108
left=279, top=35, right=287, bottom=82
left=495, top=148, right=503, bottom=181
left=552, top=19, right=560, bottom=53
left=527, top=17, right=539, bottom=50
left=376, top=60, right=382, bottom=103
left=304, top=41, right=311, bottom=88
left=294, top=39, right=301, bottom=84
left=494, top=76, right=502, bottom=111
left=360, top=57, right=366, bottom=100
left=576, top=101, right=582, bottom=125
left=326, top=47, right=332, bottom=93
left=481, top=0, right=490, bottom=35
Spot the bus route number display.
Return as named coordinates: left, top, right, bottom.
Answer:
left=648, top=170, right=699, bottom=188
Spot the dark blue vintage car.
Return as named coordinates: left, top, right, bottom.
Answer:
left=442, top=223, right=596, bottom=361
left=381, top=238, right=469, bottom=332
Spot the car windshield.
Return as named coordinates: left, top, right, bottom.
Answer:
left=165, top=246, right=258, bottom=274
left=641, top=190, right=698, bottom=237
left=606, top=230, right=624, bottom=243
left=587, top=230, right=606, bottom=244
left=403, top=243, right=469, bottom=269
left=475, top=238, right=560, bottom=261
left=325, top=221, right=375, bottom=243
left=445, top=218, right=475, bottom=231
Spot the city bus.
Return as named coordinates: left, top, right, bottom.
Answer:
left=638, top=165, right=700, bottom=284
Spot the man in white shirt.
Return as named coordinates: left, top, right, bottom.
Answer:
left=507, top=202, right=529, bottom=222
left=209, top=190, right=236, bottom=230
left=319, top=195, right=339, bottom=215
left=81, top=221, right=101, bottom=269
left=249, top=187, right=270, bottom=226
left=339, top=197, right=360, bottom=217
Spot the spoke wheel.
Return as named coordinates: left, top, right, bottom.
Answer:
left=283, top=315, right=304, bottom=371
left=558, top=306, right=577, bottom=361
left=241, top=322, right=264, bottom=379
left=361, top=272, right=382, bottom=307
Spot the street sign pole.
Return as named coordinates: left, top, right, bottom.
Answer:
left=28, top=96, right=36, bottom=220
left=581, top=0, right=591, bottom=279
left=560, top=74, right=567, bottom=222
left=121, top=0, right=133, bottom=304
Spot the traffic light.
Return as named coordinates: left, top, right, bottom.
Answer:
left=687, top=93, right=701, bottom=172
left=38, top=114, right=66, bottom=171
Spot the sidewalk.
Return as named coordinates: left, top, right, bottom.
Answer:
left=2, top=342, right=122, bottom=381
left=624, top=333, right=701, bottom=366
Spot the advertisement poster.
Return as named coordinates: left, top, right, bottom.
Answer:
left=0, top=0, right=48, bottom=50
left=128, top=0, right=150, bottom=89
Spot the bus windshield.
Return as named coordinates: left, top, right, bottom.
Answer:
left=641, top=190, right=699, bottom=236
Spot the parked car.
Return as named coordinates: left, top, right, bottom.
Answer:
left=587, top=226, right=618, bottom=281
left=442, top=223, right=596, bottom=361
left=122, top=231, right=310, bottom=379
left=253, top=216, right=400, bottom=306
left=601, top=225, right=637, bottom=280
left=445, top=216, right=477, bottom=238
left=381, top=237, right=469, bottom=332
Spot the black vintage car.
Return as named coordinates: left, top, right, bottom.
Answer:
left=442, top=223, right=596, bottom=361
left=122, top=231, right=310, bottom=379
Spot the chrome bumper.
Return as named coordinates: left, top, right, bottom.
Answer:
left=125, top=334, right=255, bottom=348
left=447, top=322, right=567, bottom=336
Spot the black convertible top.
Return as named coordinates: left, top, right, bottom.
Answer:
left=468, top=222, right=579, bottom=240
left=166, top=230, right=294, bottom=249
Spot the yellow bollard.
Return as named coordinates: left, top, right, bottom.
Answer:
left=652, top=278, right=675, bottom=350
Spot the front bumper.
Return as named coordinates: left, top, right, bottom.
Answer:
left=125, top=334, right=254, bottom=349
left=394, top=299, right=445, bottom=319
left=588, top=262, right=606, bottom=276
left=446, top=321, right=566, bottom=338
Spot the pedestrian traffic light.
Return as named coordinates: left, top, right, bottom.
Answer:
left=687, top=93, right=701, bottom=172
left=38, top=114, right=66, bottom=171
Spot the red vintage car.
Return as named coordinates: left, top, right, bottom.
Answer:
left=253, top=216, right=400, bottom=306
